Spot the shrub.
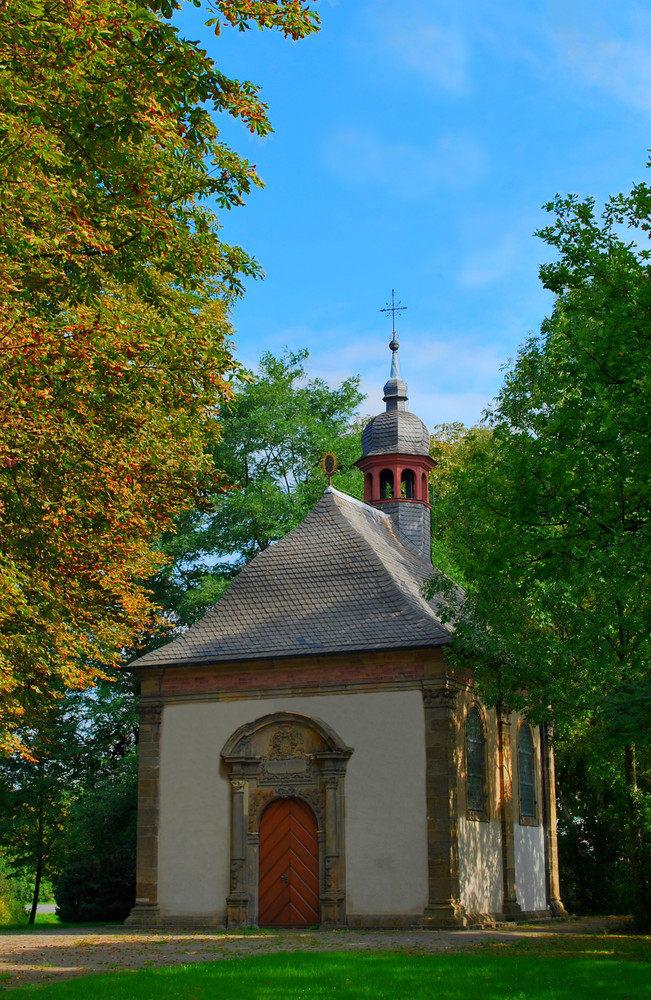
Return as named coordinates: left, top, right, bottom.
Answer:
left=55, top=759, right=137, bottom=923
left=0, top=856, right=27, bottom=925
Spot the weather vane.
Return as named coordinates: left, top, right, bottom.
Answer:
left=380, top=289, right=407, bottom=352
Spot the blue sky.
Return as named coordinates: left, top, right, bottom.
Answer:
left=177, top=0, right=651, bottom=428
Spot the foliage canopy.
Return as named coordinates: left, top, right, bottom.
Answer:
left=429, top=187, right=650, bottom=735
left=0, top=674, right=138, bottom=921
left=0, top=0, right=319, bottom=746
left=147, top=349, right=364, bottom=633
left=427, top=178, right=651, bottom=921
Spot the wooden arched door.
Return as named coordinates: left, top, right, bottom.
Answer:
left=258, top=798, right=319, bottom=927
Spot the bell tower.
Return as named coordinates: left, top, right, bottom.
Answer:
left=355, top=320, right=435, bottom=562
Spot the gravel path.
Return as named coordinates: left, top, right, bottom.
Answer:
left=0, top=917, right=629, bottom=990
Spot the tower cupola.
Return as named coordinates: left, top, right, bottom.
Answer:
left=355, top=313, right=435, bottom=562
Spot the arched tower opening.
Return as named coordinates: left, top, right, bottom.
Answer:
left=401, top=469, right=415, bottom=499
left=379, top=469, right=394, bottom=499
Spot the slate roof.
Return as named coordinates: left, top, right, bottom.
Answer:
left=132, top=487, right=454, bottom=670
left=361, top=408, right=431, bottom=457
left=360, top=355, right=430, bottom=457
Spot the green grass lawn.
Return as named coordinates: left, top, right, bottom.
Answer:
left=1, top=915, right=123, bottom=933
left=3, top=936, right=650, bottom=1000
left=1, top=915, right=63, bottom=932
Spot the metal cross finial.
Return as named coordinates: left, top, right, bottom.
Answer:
left=380, top=289, right=407, bottom=351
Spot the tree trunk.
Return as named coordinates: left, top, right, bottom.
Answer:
left=28, top=790, right=45, bottom=926
left=28, top=854, right=43, bottom=925
left=624, top=744, right=648, bottom=927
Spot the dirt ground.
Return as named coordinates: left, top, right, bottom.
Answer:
left=0, top=917, right=631, bottom=990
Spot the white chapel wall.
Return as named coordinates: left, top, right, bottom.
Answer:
left=512, top=719, right=547, bottom=913
left=514, top=824, right=546, bottom=912
left=456, top=696, right=503, bottom=915
left=158, top=702, right=228, bottom=919
left=158, top=689, right=428, bottom=920
left=458, top=817, right=503, bottom=914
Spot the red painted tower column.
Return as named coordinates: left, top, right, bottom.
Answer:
left=357, top=451, right=434, bottom=506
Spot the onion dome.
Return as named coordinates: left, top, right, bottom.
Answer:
left=361, top=340, right=430, bottom=457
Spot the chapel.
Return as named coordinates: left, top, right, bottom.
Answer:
left=126, top=336, right=566, bottom=929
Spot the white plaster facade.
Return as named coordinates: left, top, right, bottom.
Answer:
left=157, top=690, right=429, bottom=921
left=514, top=824, right=547, bottom=913
left=458, top=817, right=503, bottom=914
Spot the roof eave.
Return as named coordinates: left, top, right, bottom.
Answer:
left=127, top=634, right=453, bottom=673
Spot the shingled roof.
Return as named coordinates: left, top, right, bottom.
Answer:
left=132, top=487, right=453, bottom=670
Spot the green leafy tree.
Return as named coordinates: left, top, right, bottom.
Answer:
left=0, top=700, right=85, bottom=923
left=0, top=0, right=319, bottom=748
left=427, top=180, right=651, bottom=924
left=429, top=424, right=638, bottom=915
left=147, top=349, right=365, bottom=630
left=54, top=757, right=138, bottom=924
left=0, top=673, right=138, bottom=922
left=554, top=719, right=651, bottom=916
left=429, top=422, right=492, bottom=581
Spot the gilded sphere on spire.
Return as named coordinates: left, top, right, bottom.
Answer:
left=389, top=338, right=399, bottom=352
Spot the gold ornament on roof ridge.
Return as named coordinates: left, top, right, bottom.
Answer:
left=321, top=452, right=338, bottom=485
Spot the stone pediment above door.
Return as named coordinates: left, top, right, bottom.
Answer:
left=223, top=711, right=351, bottom=761
left=222, top=712, right=352, bottom=800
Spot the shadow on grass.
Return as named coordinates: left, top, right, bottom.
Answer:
left=475, top=931, right=651, bottom=963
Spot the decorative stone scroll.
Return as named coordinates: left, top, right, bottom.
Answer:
left=269, top=725, right=304, bottom=759
left=221, top=712, right=353, bottom=929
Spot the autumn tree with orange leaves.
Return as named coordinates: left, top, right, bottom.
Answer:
left=0, top=0, right=320, bottom=749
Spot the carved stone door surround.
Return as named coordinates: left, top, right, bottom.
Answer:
left=221, top=711, right=353, bottom=928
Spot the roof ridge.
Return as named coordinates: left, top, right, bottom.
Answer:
left=324, top=485, right=389, bottom=518
left=328, top=491, right=452, bottom=635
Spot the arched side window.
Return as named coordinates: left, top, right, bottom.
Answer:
left=379, top=469, right=394, bottom=499
left=518, top=724, right=536, bottom=820
left=466, top=707, right=486, bottom=815
left=400, top=469, right=415, bottom=498
left=365, top=472, right=373, bottom=500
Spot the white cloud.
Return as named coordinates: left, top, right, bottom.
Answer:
left=451, top=202, right=551, bottom=296
left=309, top=328, right=508, bottom=429
left=366, top=2, right=470, bottom=93
left=548, top=1, right=651, bottom=114
left=385, top=23, right=469, bottom=93
left=322, top=129, right=485, bottom=195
